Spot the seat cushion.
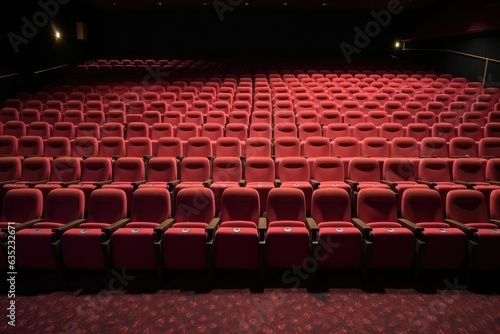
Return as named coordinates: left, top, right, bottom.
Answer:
left=369, top=226, right=415, bottom=268
left=112, top=227, right=156, bottom=270
left=318, top=221, right=354, bottom=228
left=268, top=220, right=306, bottom=228
left=318, top=226, right=362, bottom=268
left=420, top=227, right=466, bottom=269
left=220, top=221, right=257, bottom=228
left=214, top=227, right=259, bottom=269
left=266, top=225, right=310, bottom=268
left=162, top=227, right=207, bottom=269
left=16, top=228, right=58, bottom=269
left=62, top=223, right=109, bottom=270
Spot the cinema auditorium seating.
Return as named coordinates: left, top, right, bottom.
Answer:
left=2, top=60, right=500, bottom=279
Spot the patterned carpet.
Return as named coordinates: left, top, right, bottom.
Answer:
left=2, top=270, right=500, bottom=333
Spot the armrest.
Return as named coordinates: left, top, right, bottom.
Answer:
left=488, top=181, right=500, bottom=186
left=94, top=180, right=113, bottom=187
left=52, top=218, right=87, bottom=239
left=239, top=179, right=246, bottom=187
left=154, top=218, right=176, bottom=235
left=305, top=217, right=319, bottom=241
left=143, top=155, right=153, bottom=161
left=489, top=219, right=500, bottom=228
left=132, top=180, right=147, bottom=188
left=61, top=180, right=80, bottom=187
left=206, top=217, right=221, bottom=241
left=8, top=218, right=44, bottom=232
left=416, top=180, right=436, bottom=187
left=453, top=180, right=475, bottom=188
left=271, top=155, right=275, bottom=160
left=0, top=180, right=19, bottom=186
left=380, top=179, right=396, bottom=187
left=203, top=179, right=213, bottom=187
left=351, top=218, right=372, bottom=238
left=344, top=179, right=359, bottom=189
left=310, top=179, right=320, bottom=189
left=102, top=218, right=131, bottom=239
left=274, top=179, right=281, bottom=187
left=444, top=219, right=477, bottom=235
left=176, top=155, right=184, bottom=161
left=28, top=180, right=49, bottom=187
left=258, top=217, right=267, bottom=240
left=169, top=180, right=180, bottom=188
left=398, top=218, right=424, bottom=234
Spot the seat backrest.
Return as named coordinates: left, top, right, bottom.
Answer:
left=449, top=137, right=477, bottom=157
left=418, top=158, right=451, bottom=182
left=112, top=157, right=145, bottom=182
left=333, top=137, right=360, bottom=157
left=126, top=137, right=152, bottom=157
left=50, top=157, right=81, bottom=182
left=391, top=137, right=419, bottom=157
left=146, top=157, right=177, bottom=183
left=278, top=157, right=310, bottom=182
left=186, top=137, right=213, bottom=157
left=312, top=157, right=344, bottom=182
left=446, top=190, right=488, bottom=223
left=480, top=138, right=500, bottom=158
left=80, top=157, right=112, bottom=182
left=244, top=157, right=275, bottom=183
left=267, top=188, right=306, bottom=223
left=175, top=187, right=215, bottom=223
left=245, top=138, right=271, bottom=158
left=126, top=122, right=148, bottom=139
left=490, top=189, right=500, bottom=220
left=130, top=187, right=171, bottom=223
left=383, top=158, right=416, bottom=182
left=0, top=136, right=18, bottom=156
left=362, top=137, right=389, bottom=157
left=304, top=136, right=331, bottom=158
left=401, top=188, right=443, bottom=223
left=180, top=157, right=210, bottom=182
left=212, top=157, right=242, bottom=183
left=215, top=137, right=241, bottom=157
left=420, top=137, right=448, bottom=158
left=0, top=188, right=43, bottom=222
left=220, top=187, right=259, bottom=225
left=311, top=188, right=350, bottom=223
left=19, top=157, right=50, bottom=181
left=357, top=188, right=397, bottom=223
left=274, top=137, right=301, bottom=158
left=452, top=158, right=486, bottom=182
left=87, top=188, right=127, bottom=223
left=157, top=137, right=182, bottom=157
left=45, top=188, right=84, bottom=223
left=348, top=157, right=381, bottom=182
left=98, top=137, right=125, bottom=158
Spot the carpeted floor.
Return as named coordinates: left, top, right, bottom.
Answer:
left=2, top=270, right=500, bottom=333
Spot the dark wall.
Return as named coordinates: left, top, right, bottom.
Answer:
left=402, top=32, right=500, bottom=86
left=84, top=6, right=427, bottom=61
left=0, top=0, right=90, bottom=99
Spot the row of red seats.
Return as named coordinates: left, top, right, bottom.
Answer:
left=3, top=105, right=500, bottom=128
left=5, top=89, right=499, bottom=115
left=2, top=134, right=499, bottom=162
left=1, top=155, right=499, bottom=213
left=2, top=186, right=500, bottom=277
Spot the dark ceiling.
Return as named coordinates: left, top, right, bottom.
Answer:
left=85, top=0, right=440, bottom=10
